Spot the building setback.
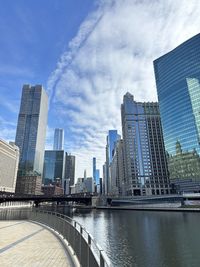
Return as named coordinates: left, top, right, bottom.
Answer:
left=154, top=33, right=200, bottom=192
left=0, top=139, right=19, bottom=193
left=121, top=92, right=170, bottom=196
left=15, top=84, right=48, bottom=194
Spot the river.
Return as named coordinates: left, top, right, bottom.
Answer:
left=54, top=206, right=200, bottom=267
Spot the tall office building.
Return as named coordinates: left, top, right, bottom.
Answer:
left=64, top=153, right=75, bottom=187
left=105, top=130, right=121, bottom=195
left=121, top=92, right=170, bottom=196
left=15, top=85, right=48, bottom=194
left=15, top=84, right=48, bottom=175
left=110, top=139, right=126, bottom=196
left=93, top=157, right=96, bottom=183
left=43, top=150, right=65, bottom=185
left=107, top=130, right=121, bottom=164
left=96, top=169, right=100, bottom=185
left=53, top=128, right=64, bottom=150
left=154, top=34, right=200, bottom=192
left=0, top=139, right=19, bottom=193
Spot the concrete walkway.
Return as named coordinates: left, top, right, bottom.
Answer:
left=0, top=220, right=74, bottom=267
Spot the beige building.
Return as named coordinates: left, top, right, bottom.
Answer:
left=0, top=139, right=19, bottom=193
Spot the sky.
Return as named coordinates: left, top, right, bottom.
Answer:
left=1, top=0, right=200, bottom=179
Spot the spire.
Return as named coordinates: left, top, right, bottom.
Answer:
left=176, top=140, right=182, bottom=155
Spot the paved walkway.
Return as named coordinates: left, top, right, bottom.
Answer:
left=0, top=220, right=73, bottom=267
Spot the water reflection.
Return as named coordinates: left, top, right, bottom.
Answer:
left=54, top=206, right=200, bottom=267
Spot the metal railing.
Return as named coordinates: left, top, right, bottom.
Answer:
left=0, top=208, right=111, bottom=267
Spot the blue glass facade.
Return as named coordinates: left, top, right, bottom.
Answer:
left=107, top=130, right=121, bottom=164
left=154, top=34, right=200, bottom=182
left=43, top=150, right=65, bottom=185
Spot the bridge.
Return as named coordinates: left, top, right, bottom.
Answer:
left=0, top=194, right=92, bottom=206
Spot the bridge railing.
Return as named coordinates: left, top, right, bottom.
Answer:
left=0, top=208, right=111, bottom=267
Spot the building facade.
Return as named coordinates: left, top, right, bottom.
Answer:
left=105, top=130, right=121, bottom=195
left=53, top=128, right=64, bottom=150
left=93, top=157, right=96, bottom=183
left=121, top=92, right=170, bottom=196
left=64, top=153, right=75, bottom=187
left=43, top=150, right=65, bottom=185
left=0, top=139, right=19, bottom=193
left=154, top=34, right=200, bottom=192
left=15, top=175, right=42, bottom=195
left=15, top=84, right=48, bottom=176
left=110, top=139, right=126, bottom=196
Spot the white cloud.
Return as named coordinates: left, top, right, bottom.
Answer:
left=47, top=0, right=200, bottom=179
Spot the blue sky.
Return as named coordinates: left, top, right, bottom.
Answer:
left=1, top=0, right=200, bottom=178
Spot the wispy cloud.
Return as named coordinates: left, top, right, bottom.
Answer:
left=47, top=0, right=200, bottom=178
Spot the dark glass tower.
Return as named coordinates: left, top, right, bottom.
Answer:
left=154, top=34, right=200, bottom=191
left=15, top=84, right=48, bottom=175
left=43, top=150, right=65, bottom=185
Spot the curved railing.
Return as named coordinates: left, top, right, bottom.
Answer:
left=0, top=208, right=111, bottom=267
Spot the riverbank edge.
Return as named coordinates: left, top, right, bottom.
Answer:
left=69, top=204, right=200, bottom=212
left=94, top=206, right=200, bottom=212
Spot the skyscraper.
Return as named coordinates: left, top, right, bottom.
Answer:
left=64, top=153, right=75, bottom=187
left=107, top=130, right=121, bottom=164
left=43, top=150, right=65, bottom=185
left=154, top=34, right=200, bottom=192
left=15, top=85, right=48, bottom=175
left=96, top=169, right=100, bottom=185
left=105, top=130, right=121, bottom=195
left=110, top=139, right=126, bottom=196
left=93, top=157, right=96, bottom=183
left=121, top=92, right=170, bottom=196
left=53, top=128, right=64, bottom=150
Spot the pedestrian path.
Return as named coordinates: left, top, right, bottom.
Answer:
left=0, top=220, right=74, bottom=267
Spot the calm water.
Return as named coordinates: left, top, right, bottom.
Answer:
left=55, top=206, right=200, bottom=267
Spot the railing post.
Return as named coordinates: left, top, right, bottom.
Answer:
left=100, top=251, right=105, bottom=267
left=88, top=235, right=91, bottom=267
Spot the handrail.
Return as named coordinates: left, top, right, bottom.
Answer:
left=0, top=208, right=111, bottom=267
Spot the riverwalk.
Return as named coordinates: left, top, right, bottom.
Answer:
left=0, top=220, right=75, bottom=267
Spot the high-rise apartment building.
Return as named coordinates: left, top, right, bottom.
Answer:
left=64, top=153, right=75, bottom=187
left=43, top=150, right=65, bottom=185
left=15, top=84, right=48, bottom=175
left=121, top=92, right=170, bottom=196
left=53, top=128, right=64, bottom=150
left=0, top=139, right=19, bottom=193
left=154, top=34, right=200, bottom=192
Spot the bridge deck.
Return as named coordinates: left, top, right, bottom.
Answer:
left=0, top=220, right=74, bottom=267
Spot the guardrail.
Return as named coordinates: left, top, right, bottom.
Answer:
left=0, top=208, right=111, bottom=267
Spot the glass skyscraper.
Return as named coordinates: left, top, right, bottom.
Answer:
left=15, top=84, right=48, bottom=175
left=64, top=153, right=75, bottom=186
left=53, top=128, right=64, bottom=150
left=154, top=34, right=200, bottom=191
left=105, top=130, right=121, bottom=195
left=121, top=92, right=169, bottom=196
left=93, top=157, right=96, bottom=182
left=43, top=150, right=65, bottom=185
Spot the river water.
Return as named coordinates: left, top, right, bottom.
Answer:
left=55, top=206, right=200, bottom=267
